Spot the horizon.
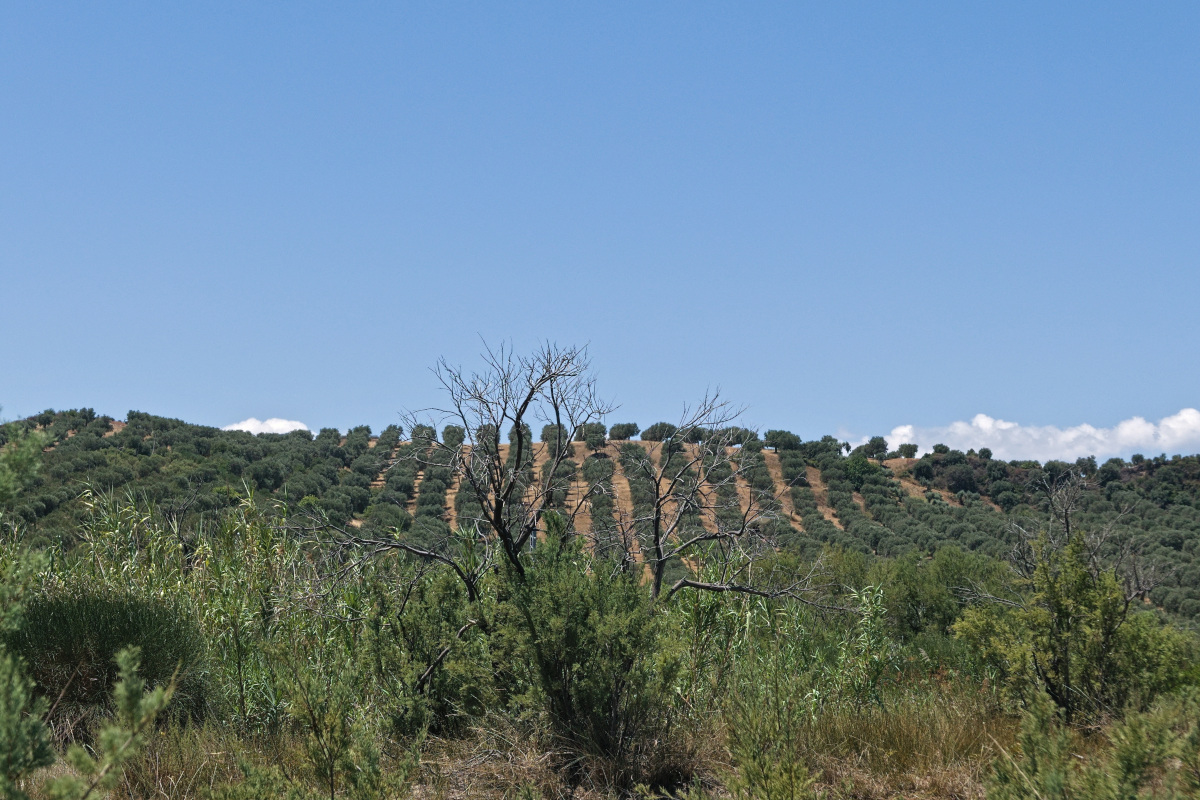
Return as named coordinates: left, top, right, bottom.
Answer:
left=12, top=402, right=1200, bottom=465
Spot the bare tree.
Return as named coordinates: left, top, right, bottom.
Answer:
left=604, top=394, right=787, bottom=598
left=401, top=342, right=613, bottom=580
left=329, top=342, right=823, bottom=605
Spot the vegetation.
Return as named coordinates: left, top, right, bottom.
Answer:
left=609, top=423, right=640, bottom=441
left=4, top=348, right=1200, bottom=798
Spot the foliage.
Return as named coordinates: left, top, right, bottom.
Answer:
left=852, top=436, right=889, bottom=460
left=725, top=651, right=817, bottom=800
left=496, top=515, right=682, bottom=789
left=0, top=651, right=54, bottom=800
left=763, top=430, right=801, bottom=452
left=267, top=643, right=413, bottom=800
left=0, top=423, right=47, bottom=510
left=609, top=423, right=640, bottom=441
left=44, top=647, right=175, bottom=800
left=4, top=590, right=208, bottom=725
left=640, top=422, right=678, bottom=442
left=574, top=422, right=607, bottom=443
left=987, top=689, right=1200, bottom=799
left=956, top=525, right=1196, bottom=723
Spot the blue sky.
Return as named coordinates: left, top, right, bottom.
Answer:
left=2, top=3, right=1199, bottom=460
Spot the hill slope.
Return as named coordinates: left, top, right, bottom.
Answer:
left=6, top=407, right=1200, bottom=622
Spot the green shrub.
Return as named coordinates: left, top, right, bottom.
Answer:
left=359, top=564, right=493, bottom=739
left=4, top=590, right=208, bottom=724
left=987, top=689, right=1200, bottom=799
left=496, top=516, right=684, bottom=790
left=0, top=650, right=54, bottom=799
left=956, top=529, right=1198, bottom=723
left=724, top=624, right=817, bottom=800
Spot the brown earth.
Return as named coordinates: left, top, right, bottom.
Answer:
left=565, top=442, right=594, bottom=538
left=805, top=466, right=845, bottom=530
left=728, top=447, right=754, bottom=516
left=607, top=444, right=647, bottom=570
left=882, top=457, right=917, bottom=473
left=445, top=445, right=468, bottom=531
left=686, top=444, right=721, bottom=536
left=526, top=443, right=552, bottom=542
left=406, top=467, right=426, bottom=516
left=762, top=450, right=805, bottom=533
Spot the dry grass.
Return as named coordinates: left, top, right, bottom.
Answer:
left=796, top=700, right=1015, bottom=799
left=414, top=716, right=581, bottom=800
left=24, top=722, right=317, bottom=800
left=412, top=711, right=723, bottom=800
left=18, top=692, right=1011, bottom=800
left=115, top=722, right=253, bottom=798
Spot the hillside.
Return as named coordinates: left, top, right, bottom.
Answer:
left=6, top=407, right=1200, bottom=624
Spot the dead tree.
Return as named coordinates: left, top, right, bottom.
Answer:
left=605, top=395, right=787, bottom=598
left=332, top=341, right=824, bottom=606
left=398, top=342, right=612, bottom=580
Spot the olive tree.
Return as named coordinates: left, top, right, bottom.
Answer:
left=609, top=423, right=639, bottom=440
left=763, top=429, right=801, bottom=452
left=639, top=422, right=677, bottom=442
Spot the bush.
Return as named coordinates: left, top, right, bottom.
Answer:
left=955, top=530, right=1198, bottom=723
left=4, top=590, right=209, bottom=725
left=496, top=517, right=684, bottom=790
left=913, top=459, right=934, bottom=482
left=0, top=649, right=54, bottom=796
left=988, top=689, right=1200, bottom=800
left=945, top=464, right=977, bottom=494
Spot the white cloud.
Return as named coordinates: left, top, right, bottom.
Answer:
left=222, top=417, right=310, bottom=435
left=885, top=408, right=1200, bottom=463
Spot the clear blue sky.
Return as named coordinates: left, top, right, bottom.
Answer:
left=3, top=3, right=1199, bottom=456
